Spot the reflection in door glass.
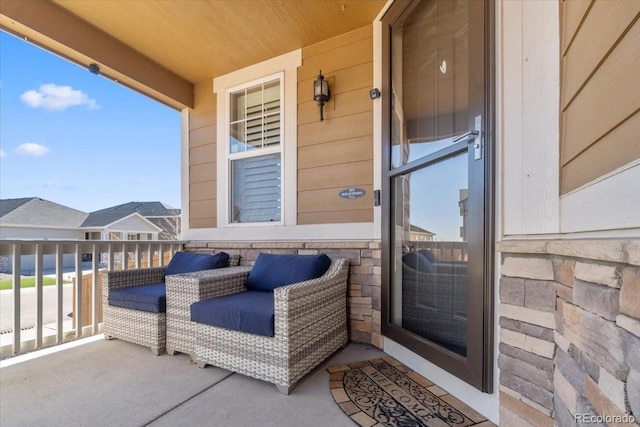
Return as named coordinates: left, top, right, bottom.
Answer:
left=390, top=153, right=469, bottom=356
left=391, top=0, right=469, bottom=168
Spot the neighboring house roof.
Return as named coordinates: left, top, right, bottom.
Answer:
left=410, top=224, right=435, bottom=236
left=0, top=197, right=88, bottom=228
left=0, top=198, right=171, bottom=234
left=80, top=212, right=161, bottom=231
left=90, top=201, right=180, bottom=218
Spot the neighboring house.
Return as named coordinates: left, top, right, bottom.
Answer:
left=409, top=225, right=434, bottom=242
left=2, top=1, right=639, bottom=425
left=0, top=197, right=166, bottom=273
left=88, top=202, right=181, bottom=240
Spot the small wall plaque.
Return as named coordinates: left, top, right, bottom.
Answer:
left=339, top=188, right=366, bottom=200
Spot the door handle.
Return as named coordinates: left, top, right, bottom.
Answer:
left=453, top=116, right=483, bottom=160
left=452, top=130, right=479, bottom=143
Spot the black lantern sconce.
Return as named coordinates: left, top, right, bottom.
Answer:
left=314, top=70, right=330, bottom=122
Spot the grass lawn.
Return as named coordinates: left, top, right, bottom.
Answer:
left=0, top=277, right=72, bottom=291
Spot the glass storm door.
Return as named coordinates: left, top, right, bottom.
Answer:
left=381, top=0, right=494, bottom=391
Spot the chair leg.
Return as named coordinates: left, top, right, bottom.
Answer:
left=151, top=346, right=165, bottom=356
left=276, top=383, right=296, bottom=395
left=166, top=347, right=175, bottom=356
left=195, top=358, right=207, bottom=369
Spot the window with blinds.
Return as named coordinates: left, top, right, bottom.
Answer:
left=228, top=77, right=283, bottom=223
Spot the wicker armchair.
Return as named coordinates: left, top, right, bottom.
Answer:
left=103, top=266, right=168, bottom=355
left=102, top=251, right=232, bottom=355
left=191, top=257, right=349, bottom=394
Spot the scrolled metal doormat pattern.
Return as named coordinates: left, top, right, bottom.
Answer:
left=328, top=357, right=491, bottom=427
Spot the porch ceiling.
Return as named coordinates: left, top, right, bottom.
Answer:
left=0, top=0, right=386, bottom=109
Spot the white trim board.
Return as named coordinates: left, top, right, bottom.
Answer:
left=187, top=222, right=376, bottom=242
left=560, top=162, right=640, bottom=233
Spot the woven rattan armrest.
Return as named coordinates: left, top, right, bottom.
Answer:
left=103, top=266, right=167, bottom=291
left=273, top=259, right=349, bottom=336
left=165, top=266, right=251, bottom=303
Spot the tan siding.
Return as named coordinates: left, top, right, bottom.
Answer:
left=561, top=0, right=594, bottom=54
left=190, top=125, right=216, bottom=148
left=297, top=62, right=373, bottom=99
left=298, top=161, right=371, bottom=192
left=298, top=37, right=373, bottom=81
left=189, top=200, right=215, bottom=228
left=298, top=87, right=373, bottom=125
left=562, top=0, right=640, bottom=108
left=189, top=81, right=217, bottom=228
left=561, top=111, right=640, bottom=193
left=297, top=27, right=374, bottom=224
left=560, top=3, right=640, bottom=194
left=189, top=143, right=216, bottom=166
left=190, top=107, right=215, bottom=130
left=298, top=136, right=373, bottom=170
left=190, top=162, right=216, bottom=183
left=298, top=111, right=373, bottom=147
left=190, top=181, right=216, bottom=201
left=298, top=185, right=373, bottom=213
left=298, top=210, right=373, bottom=225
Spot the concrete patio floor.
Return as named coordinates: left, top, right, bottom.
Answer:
left=0, top=336, right=386, bottom=427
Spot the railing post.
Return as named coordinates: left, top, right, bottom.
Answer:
left=56, top=244, right=64, bottom=344
left=35, top=243, right=43, bottom=349
left=107, top=243, right=114, bottom=271
left=12, top=244, right=21, bottom=355
left=92, top=243, right=100, bottom=334
left=74, top=243, right=83, bottom=338
left=122, top=243, right=128, bottom=271
left=135, top=243, right=141, bottom=269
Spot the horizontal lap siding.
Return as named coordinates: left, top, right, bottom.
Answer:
left=189, top=81, right=217, bottom=228
left=297, top=26, right=374, bottom=224
left=560, top=0, right=640, bottom=194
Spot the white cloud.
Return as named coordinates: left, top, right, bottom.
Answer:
left=15, top=142, right=51, bottom=156
left=20, top=83, right=99, bottom=111
left=0, top=148, right=5, bottom=158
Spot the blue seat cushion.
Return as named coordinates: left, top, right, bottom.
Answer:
left=109, top=282, right=166, bottom=313
left=245, top=253, right=332, bottom=292
left=165, top=251, right=230, bottom=276
left=191, top=291, right=275, bottom=337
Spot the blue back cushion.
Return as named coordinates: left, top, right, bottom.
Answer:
left=109, top=282, right=166, bottom=313
left=245, top=253, right=332, bottom=292
left=165, top=251, right=229, bottom=276
left=191, top=291, right=275, bottom=337
left=402, top=251, right=434, bottom=273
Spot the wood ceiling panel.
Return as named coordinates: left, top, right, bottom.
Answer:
left=53, top=0, right=386, bottom=84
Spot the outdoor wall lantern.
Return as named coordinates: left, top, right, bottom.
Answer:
left=314, top=70, right=330, bottom=122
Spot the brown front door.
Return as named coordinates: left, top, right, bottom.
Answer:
left=381, top=0, right=494, bottom=391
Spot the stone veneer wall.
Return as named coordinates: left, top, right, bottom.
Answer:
left=184, top=240, right=383, bottom=349
left=498, top=239, right=640, bottom=427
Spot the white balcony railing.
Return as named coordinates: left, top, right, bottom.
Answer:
left=0, top=240, right=184, bottom=358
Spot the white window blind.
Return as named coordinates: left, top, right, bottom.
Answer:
left=231, top=154, right=281, bottom=223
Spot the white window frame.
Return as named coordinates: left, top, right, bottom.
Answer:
left=214, top=50, right=300, bottom=229
left=226, top=73, right=284, bottom=226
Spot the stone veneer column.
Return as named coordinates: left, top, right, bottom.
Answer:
left=184, top=240, right=383, bottom=349
left=498, top=240, right=640, bottom=427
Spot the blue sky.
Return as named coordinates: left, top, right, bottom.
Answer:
left=0, top=31, right=181, bottom=213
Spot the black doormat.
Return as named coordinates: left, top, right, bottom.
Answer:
left=328, top=357, right=493, bottom=427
